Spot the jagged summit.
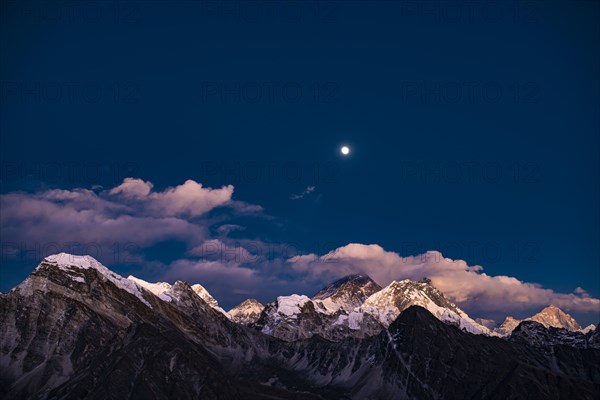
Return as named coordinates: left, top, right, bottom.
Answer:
left=191, top=283, right=224, bottom=311
left=495, top=305, right=583, bottom=336
left=125, top=275, right=228, bottom=316
left=232, top=298, right=263, bottom=308
left=228, top=299, right=265, bottom=325
left=530, top=305, right=582, bottom=331
left=312, top=273, right=382, bottom=314
left=497, top=316, right=522, bottom=336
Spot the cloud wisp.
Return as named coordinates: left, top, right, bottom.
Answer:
left=289, top=185, right=315, bottom=200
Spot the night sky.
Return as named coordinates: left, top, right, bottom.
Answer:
left=1, top=1, right=599, bottom=326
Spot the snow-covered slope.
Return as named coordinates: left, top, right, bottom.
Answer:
left=360, top=278, right=490, bottom=335
left=26, top=253, right=153, bottom=308
left=253, top=293, right=384, bottom=341
left=253, top=276, right=491, bottom=339
left=251, top=276, right=387, bottom=341
left=127, top=275, right=171, bottom=296
left=228, top=299, right=264, bottom=325
left=125, top=275, right=229, bottom=316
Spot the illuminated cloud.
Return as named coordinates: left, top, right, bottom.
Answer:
left=0, top=178, right=257, bottom=264
left=288, top=243, right=600, bottom=315
left=109, top=177, right=154, bottom=199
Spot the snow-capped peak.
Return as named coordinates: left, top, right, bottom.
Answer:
left=124, top=276, right=226, bottom=315
left=190, top=284, right=228, bottom=316
left=41, top=253, right=101, bottom=270
left=228, top=299, right=265, bottom=325
left=360, top=278, right=490, bottom=335
left=529, top=305, right=582, bottom=331
left=33, top=253, right=152, bottom=308
left=496, top=316, right=522, bottom=336
left=312, top=274, right=382, bottom=314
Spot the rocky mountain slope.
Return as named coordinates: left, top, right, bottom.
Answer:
left=510, top=320, right=600, bottom=349
left=1, top=254, right=599, bottom=399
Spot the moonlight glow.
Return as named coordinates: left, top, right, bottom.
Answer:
left=341, top=146, right=350, bottom=155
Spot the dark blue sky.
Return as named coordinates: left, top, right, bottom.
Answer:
left=1, top=1, right=599, bottom=325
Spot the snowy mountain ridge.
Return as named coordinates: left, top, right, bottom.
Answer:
left=252, top=276, right=492, bottom=339
left=27, top=253, right=153, bottom=308
left=127, top=274, right=229, bottom=316
left=359, top=278, right=491, bottom=335
left=19, top=254, right=589, bottom=342
left=2, top=253, right=599, bottom=399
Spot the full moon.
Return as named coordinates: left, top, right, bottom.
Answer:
left=341, top=146, right=350, bottom=155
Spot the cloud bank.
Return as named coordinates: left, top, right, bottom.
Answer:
left=0, top=178, right=257, bottom=263
left=288, top=243, right=600, bottom=314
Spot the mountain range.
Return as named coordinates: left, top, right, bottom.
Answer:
left=1, top=253, right=599, bottom=399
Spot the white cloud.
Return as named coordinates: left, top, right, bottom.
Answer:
left=109, top=177, right=153, bottom=198
left=0, top=178, right=260, bottom=265
left=109, top=178, right=234, bottom=217
left=147, top=180, right=234, bottom=217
